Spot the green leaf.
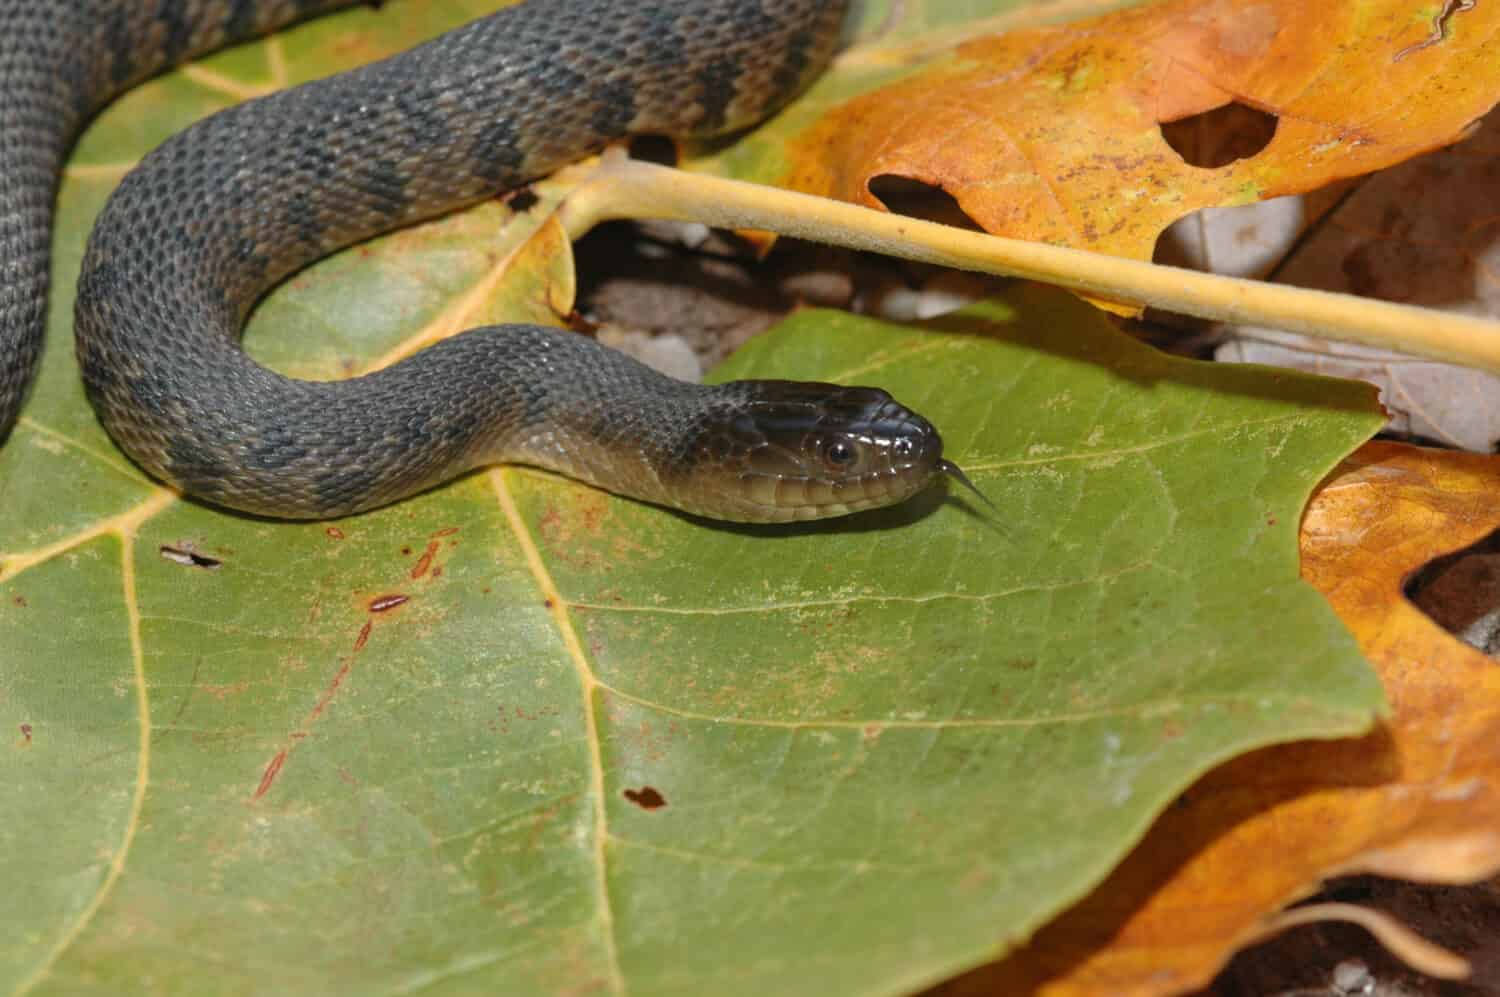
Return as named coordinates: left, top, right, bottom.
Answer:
left=1, top=4, right=1385, bottom=996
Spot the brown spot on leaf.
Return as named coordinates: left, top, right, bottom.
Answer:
left=325, top=526, right=345, bottom=540
left=10, top=595, right=25, bottom=608
left=19, top=723, right=32, bottom=745
left=623, top=786, right=667, bottom=810
left=368, top=593, right=409, bottom=613
left=353, top=621, right=372, bottom=652
left=200, top=681, right=251, bottom=702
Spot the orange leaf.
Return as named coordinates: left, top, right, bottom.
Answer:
left=792, top=0, right=1500, bottom=260
left=933, top=441, right=1500, bottom=996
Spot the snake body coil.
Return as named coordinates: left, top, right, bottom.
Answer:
left=0, top=0, right=955, bottom=522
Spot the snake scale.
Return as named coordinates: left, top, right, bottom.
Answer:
left=0, top=0, right=964, bottom=522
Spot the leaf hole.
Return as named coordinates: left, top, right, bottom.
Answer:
left=1404, top=527, right=1500, bottom=659
left=159, top=544, right=222, bottom=569
left=1160, top=102, right=1278, bottom=169
left=627, top=134, right=680, bottom=167
left=502, top=187, right=539, bottom=213
left=867, top=175, right=984, bottom=232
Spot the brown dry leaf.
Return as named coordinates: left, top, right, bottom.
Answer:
left=791, top=0, right=1500, bottom=260
left=932, top=441, right=1500, bottom=996
left=1216, top=107, right=1500, bottom=452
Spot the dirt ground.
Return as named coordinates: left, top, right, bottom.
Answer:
left=1208, top=877, right=1500, bottom=996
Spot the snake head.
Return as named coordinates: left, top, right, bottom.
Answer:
left=680, top=381, right=949, bottom=523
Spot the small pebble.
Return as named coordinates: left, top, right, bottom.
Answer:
left=1332, top=958, right=1374, bottom=996
left=597, top=327, right=703, bottom=381
left=913, top=271, right=992, bottom=318
left=860, top=271, right=993, bottom=321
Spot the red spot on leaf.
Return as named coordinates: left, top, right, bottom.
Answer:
left=623, top=786, right=667, bottom=810
left=256, top=620, right=371, bottom=802
left=326, top=526, right=345, bottom=540
left=432, top=526, right=460, bottom=538
left=310, top=661, right=353, bottom=723
left=253, top=749, right=287, bottom=801
left=410, top=540, right=440, bottom=579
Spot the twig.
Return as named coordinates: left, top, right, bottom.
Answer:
left=559, top=155, right=1500, bottom=375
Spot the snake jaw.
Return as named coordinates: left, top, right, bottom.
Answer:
left=668, top=380, right=950, bottom=522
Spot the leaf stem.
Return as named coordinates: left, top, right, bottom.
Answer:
left=560, top=155, right=1500, bottom=374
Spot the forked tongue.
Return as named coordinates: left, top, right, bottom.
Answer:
left=937, top=459, right=997, bottom=513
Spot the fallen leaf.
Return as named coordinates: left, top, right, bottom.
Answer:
left=1216, top=108, right=1500, bottom=452
left=0, top=3, right=1415, bottom=993
left=767, top=0, right=1500, bottom=261
left=937, top=441, right=1500, bottom=996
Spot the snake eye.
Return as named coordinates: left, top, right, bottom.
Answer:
left=822, top=437, right=860, bottom=470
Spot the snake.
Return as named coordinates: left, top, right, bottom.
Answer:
left=0, top=0, right=973, bottom=523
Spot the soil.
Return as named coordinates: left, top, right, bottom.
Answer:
left=1207, top=877, right=1500, bottom=997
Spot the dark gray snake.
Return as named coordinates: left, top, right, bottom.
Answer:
left=0, top=0, right=963, bottom=522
